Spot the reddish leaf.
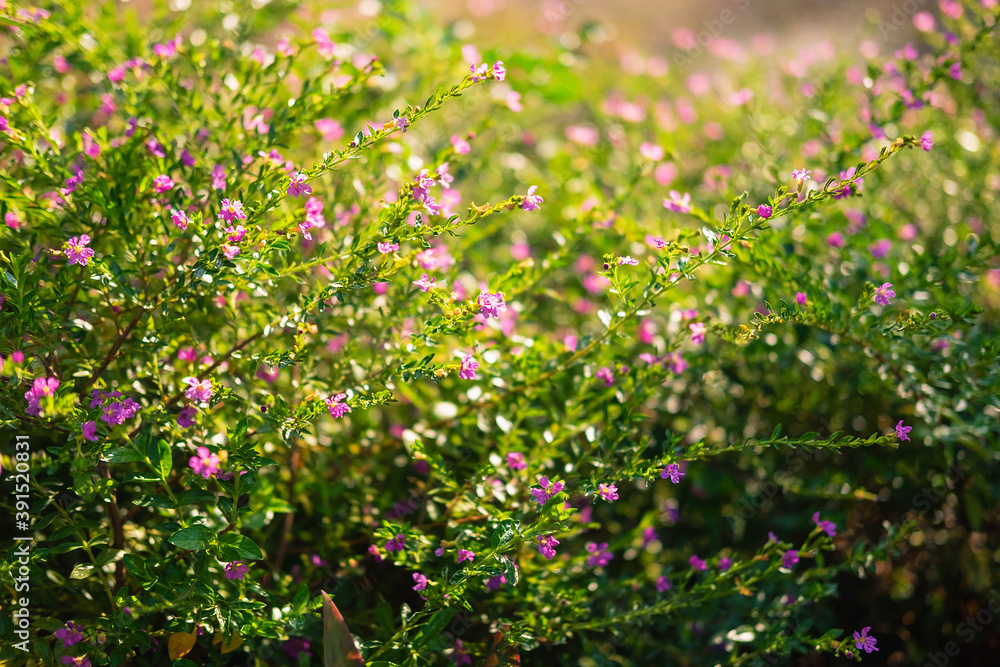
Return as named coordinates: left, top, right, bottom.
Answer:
left=481, top=625, right=520, bottom=667
left=321, top=590, right=366, bottom=667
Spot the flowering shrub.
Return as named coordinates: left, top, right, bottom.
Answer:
left=1, top=1, right=999, bottom=665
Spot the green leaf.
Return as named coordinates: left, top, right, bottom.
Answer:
left=216, top=533, right=264, bottom=561
left=168, top=526, right=213, bottom=551
left=412, top=609, right=454, bottom=649
left=69, top=564, right=95, bottom=580
left=155, top=439, right=172, bottom=479
left=104, top=447, right=144, bottom=463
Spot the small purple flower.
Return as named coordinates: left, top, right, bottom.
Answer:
left=183, top=376, right=213, bottom=402
left=895, top=420, right=912, bottom=442
left=81, top=421, right=98, bottom=442
left=718, top=557, right=732, bottom=571
left=586, top=542, right=613, bottom=567
left=457, top=549, right=475, bottom=564
left=781, top=549, right=799, bottom=569
left=869, top=239, right=891, bottom=259
left=853, top=627, right=879, bottom=653
left=757, top=204, right=772, bottom=219
left=921, top=131, right=933, bottom=151
left=412, top=573, right=428, bottom=591
left=661, top=463, right=685, bottom=483
left=689, top=322, right=706, bottom=344
left=596, top=366, right=614, bottom=387
left=795, top=292, right=807, bottom=306
left=283, top=637, right=312, bottom=660
left=55, top=622, right=84, bottom=647
left=522, top=185, right=544, bottom=211
left=377, top=241, right=399, bottom=254
left=873, top=282, right=896, bottom=306
left=385, top=533, right=405, bottom=554
left=536, top=534, right=559, bottom=559
left=663, top=190, right=692, bottom=213
left=178, top=406, right=197, bottom=429
left=492, top=60, right=506, bottom=82
left=224, top=561, right=250, bottom=580
left=530, top=476, right=565, bottom=504
left=655, top=575, right=671, bottom=592
left=618, top=256, right=639, bottom=266
left=689, top=555, right=707, bottom=571
left=641, top=526, right=659, bottom=548
left=812, top=512, right=837, bottom=537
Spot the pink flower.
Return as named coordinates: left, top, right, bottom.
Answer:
left=385, top=534, right=406, bottom=553
left=183, top=377, right=213, bottom=402
left=913, top=11, right=935, bottom=31
left=451, top=134, right=471, bottom=154
left=656, top=576, right=671, bottom=592
left=459, top=354, right=479, bottom=380
left=153, top=174, right=174, bottom=193
left=65, top=235, right=96, bottom=266
left=221, top=244, right=241, bottom=260
left=25, top=376, right=59, bottom=416
left=921, top=131, right=934, bottom=151
left=478, top=290, right=507, bottom=319
left=689, top=555, right=707, bottom=571
left=60, top=657, right=90, bottom=667
left=323, top=393, right=350, bottom=419
left=597, top=483, right=619, bottom=501
left=315, top=118, right=344, bottom=141
left=795, top=292, right=807, bottom=306
left=506, top=452, right=526, bottom=470
left=226, top=225, right=247, bottom=243
left=414, top=273, right=436, bottom=292
left=781, top=549, right=799, bottom=569
left=457, top=549, right=475, bottom=564
left=522, top=185, right=544, bottom=211
left=377, top=241, right=399, bottom=254
left=287, top=172, right=312, bottom=198
left=618, top=256, right=639, bottom=266
left=536, top=534, right=559, bottom=559
left=639, top=142, right=664, bottom=161
left=663, top=190, right=691, bottom=213
left=189, top=446, right=220, bottom=479
left=171, top=210, right=190, bottom=230
left=826, top=231, right=844, bottom=248
left=492, top=61, right=506, bottom=81
left=718, top=557, right=732, bottom=571
left=895, top=420, right=912, bottom=441
left=757, top=204, right=772, bottom=219
left=530, top=476, right=565, bottom=504
left=869, top=239, right=891, bottom=259
left=224, top=561, right=250, bottom=580
left=689, top=322, right=706, bottom=344
left=791, top=168, right=811, bottom=182
left=596, top=366, right=614, bottom=387
left=873, top=282, right=895, bottom=306
left=5, top=212, right=20, bottom=229
left=219, top=199, right=246, bottom=222
left=79, top=420, right=98, bottom=442
left=412, top=573, right=428, bottom=591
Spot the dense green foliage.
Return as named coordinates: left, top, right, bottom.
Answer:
left=1, top=0, right=998, bottom=665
